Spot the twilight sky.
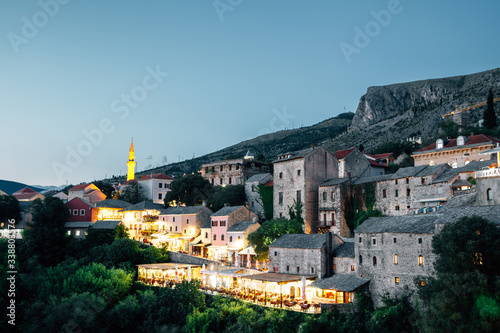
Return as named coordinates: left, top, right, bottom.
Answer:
left=1, top=0, right=499, bottom=186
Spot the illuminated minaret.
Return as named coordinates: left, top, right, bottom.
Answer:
left=127, top=139, right=136, bottom=181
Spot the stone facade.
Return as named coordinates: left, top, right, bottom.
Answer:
left=201, top=157, right=271, bottom=187
left=475, top=169, right=500, bottom=205
left=273, top=147, right=338, bottom=233
left=318, top=178, right=351, bottom=236
left=244, top=173, right=272, bottom=219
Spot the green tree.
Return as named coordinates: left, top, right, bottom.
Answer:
left=417, top=216, right=500, bottom=332
left=208, top=185, right=246, bottom=212
left=93, top=180, right=116, bottom=198
left=164, top=174, right=212, bottom=207
left=115, top=223, right=130, bottom=239
left=20, top=197, right=69, bottom=268
left=248, top=219, right=304, bottom=259
left=257, top=183, right=273, bottom=220
left=484, top=88, right=497, bottom=129
left=288, top=200, right=304, bottom=224
left=119, top=181, right=146, bottom=204
left=0, top=195, right=21, bottom=224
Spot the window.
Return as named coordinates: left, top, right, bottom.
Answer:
left=213, top=234, right=216, bottom=241
left=311, top=267, right=315, bottom=274
left=183, top=229, right=186, bottom=234
left=421, top=178, right=426, bottom=184
left=395, top=190, right=399, bottom=197
left=358, top=237, right=362, bottom=243
left=170, top=226, right=172, bottom=231
left=487, top=188, right=493, bottom=201
left=205, top=232, right=208, bottom=238
left=395, top=179, right=398, bottom=185
left=237, top=236, right=241, bottom=241
left=406, top=178, right=409, bottom=184
left=279, top=213, right=283, bottom=218
left=220, top=178, right=223, bottom=185
left=418, top=238, right=422, bottom=244
left=331, top=213, right=335, bottom=226
left=373, top=256, right=377, bottom=266
left=393, top=254, right=399, bottom=264
left=228, top=177, right=232, bottom=185
left=75, top=230, right=80, bottom=236
left=297, top=169, right=301, bottom=176
left=331, top=191, right=335, bottom=200
left=212, top=221, right=217, bottom=227
left=274, top=251, right=277, bottom=256
left=175, top=226, right=177, bottom=232
left=419, top=280, right=425, bottom=286
left=158, top=193, right=162, bottom=200
left=333, top=264, right=336, bottom=270
left=251, top=201, right=254, bottom=207
left=220, top=165, right=223, bottom=172
left=395, top=205, right=400, bottom=211
left=383, top=189, right=387, bottom=198
left=372, top=238, right=376, bottom=245
left=80, top=209, right=85, bottom=216
left=395, top=277, right=400, bottom=284
left=279, top=172, right=283, bottom=179
left=474, top=253, right=483, bottom=265
left=221, top=234, right=224, bottom=241
left=159, top=183, right=163, bottom=188
left=229, top=165, right=232, bottom=171
left=67, top=230, right=71, bottom=236
left=236, top=164, right=239, bottom=170
left=273, top=267, right=278, bottom=273
left=286, top=266, right=290, bottom=272
left=406, top=189, right=410, bottom=197
left=278, top=192, right=283, bottom=205
left=211, top=179, right=214, bottom=185
left=323, top=192, right=327, bottom=201
left=418, top=255, right=424, bottom=266
left=173, top=217, right=176, bottom=222
left=323, top=213, right=327, bottom=222
left=296, top=190, right=301, bottom=203
left=393, top=237, right=397, bottom=243
left=436, top=139, right=444, bottom=149
left=359, top=255, right=363, bottom=265
left=73, top=209, right=78, bottom=215
left=350, top=265, right=355, bottom=271
left=186, top=219, right=189, bottom=224
left=296, top=266, right=300, bottom=273
left=220, top=220, right=226, bottom=227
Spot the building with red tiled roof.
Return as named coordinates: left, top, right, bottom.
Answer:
left=333, top=147, right=387, bottom=179
left=66, top=197, right=98, bottom=224
left=412, top=134, right=500, bottom=168
left=365, top=153, right=396, bottom=166
left=121, top=173, right=174, bottom=204
left=68, top=183, right=106, bottom=204
left=12, top=187, right=44, bottom=201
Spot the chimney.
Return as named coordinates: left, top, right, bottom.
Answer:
left=202, top=200, right=206, bottom=207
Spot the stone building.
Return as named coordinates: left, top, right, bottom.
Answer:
left=244, top=173, right=272, bottom=219
left=333, top=148, right=387, bottom=178
left=268, top=233, right=336, bottom=278
left=475, top=147, right=500, bottom=205
left=273, top=146, right=338, bottom=233
left=201, top=151, right=272, bottom=186
left=333, top=238, right=356, bottom=275
left=412, top=134, right=500, bottom=167
left=68, top=183, right=106, bottom=204
left=317, top=178, right=351, bottom=236
left=226, top=220, right=260, bottom=263
left=354, top=215, right=437, bottom=305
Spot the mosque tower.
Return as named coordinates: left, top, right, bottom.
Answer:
left=127, top=139, right=136, bottom=181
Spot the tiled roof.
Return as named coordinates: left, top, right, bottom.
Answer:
left=13, top=187, right=42, bottom=200
left=69, top=183, right=90, bottom=191
left=369, top=153, right=394, bottom=159
left=273, top=147, right=316, bottom=163
left=391, top=165, right=428, bottom=179
left=66, top=197, right=96, bottom=209
left=352, top=174, right=392, bottom=185
left=333, top=148, right=356, bottom=160
left=227, top=220, right=259, bottom=232
left=414, top=134, right=500, bottom=154
left=90, top=220, right=121, bottom=229
left=309, top=274, right=370, bottom=292
left=161, top=206, right=209, bottom=215
left=334, top=242, right=355, bottom=258
left=122, top=201, right=164, bottom=212
left=415, top=164, right=449, bottom=177
left=264, top=180, right=273, bottom=186
left=355, top=215, right=437, bottom=234
left=121, top=179, right=137, bottom=185
left=368, top=159, right=388, bottom=168
left=212, top=205, right=245, bottom=217
left=246, top=173, right=271, bottom=183
left=451, top=179, right=471, bottom=187
left=201, top=221, right=212, bottom=229
left=269, top=233, right=326, bottom=249
left=320, top=178, right=349, bottom=187
left=137, top=173, right=174, bottom=181
left=432, top=160, right=491, bottom=184
left=94, top=199, right=130, bottom=209
left=64, top=222, right=92, bottom=228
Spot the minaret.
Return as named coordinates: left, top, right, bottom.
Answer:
left=127, top=139, right=136, bottom=181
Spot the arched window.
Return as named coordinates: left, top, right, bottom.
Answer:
left=229, top=236, right=233, bottom=242
left=393, top=254, right=399, bottom=264
left=290, top=286, right=295, bottom=299
left=359, top=255, right=363, bottom=265
left=221, top=234, right=225, bottom=241
left=487, top=188, right=493, bottom=201
left=213, top=234, right=217, bottom=241
left=373, top=256, right=377, bottom=266
left=436, top=139, right=444, bottom=149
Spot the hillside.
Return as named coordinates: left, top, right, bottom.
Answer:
left=0, top=180, right=46, bottom=195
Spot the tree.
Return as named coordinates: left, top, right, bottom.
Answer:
left=257, top=184, right=273, bottom=220
left=20, top=197, right=69, bottom=268
left=0, top=195, right=21, bottom=224
left=119, top=181, right=146, bottom=204
left=288, top=200, right=304, bottom=224
left=484, top=88, right=497, bottom=129
left=93, top=180, right=116, bottom=198
left=164, top=174, right=212, bottom=207
left=208, top=185, right=246, bottom=212
left=247, top=219, right=304, bottom=259
left=417, top=216, right=500, bottom=332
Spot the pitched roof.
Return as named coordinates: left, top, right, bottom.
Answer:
left=309, top=274, right=370, bottom=292
left=94, top=199, right=130, bottom=209
left=137, top=173, right=174, bottom=181
left=352, top=174, right=393, bottom=185
left=354, top=215, right=437, bottom=234
left=269, top=233, right=326, bottom=249
left=391, top=165, right=428, bottom=179
left=414, top=134, right=500, bottom=154
left=334, top=242, right=355, bottom=258
left=320, top=178, right=349, bottom=187
left=451, top=179, right=471, bottom=187
left=121, top=179, right=138, bottom=185
left=90, top=220, right=121, bottom=229
left=201, top=221, right=212, bottom=229
left=12, top=187, right=41, bottom=200
left=64, top=222, right=93, bottom=228
left=69, top=183, right=90, bottom=191
left=227, top=220, right=259, bottom=232
left=121, top=201, right=164, bottom=212
left=368, top=159, right=389, bottom=168
left=273, top=147, right=318, bottom=163
left=264, top=180, right=273, bottom=186
left=66, top=197, right=96, bottom=209
left=212, top=205, right=245, bottom=217
left=246, top=173, right=271, bottom=183
left=333, top=148, right=356, bottom=160
left=369, top=153, right=395, bottom=159
left=161, top=206, right=209, bottom=215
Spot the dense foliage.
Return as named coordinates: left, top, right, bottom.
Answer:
left=484, top=88, right=498, bottom=129
left=119, top=181, right=146, bottom=204
left=164, top=174, right=213, bottom=206
left=0, top=195, right=21, bottom=225
left=258, top=183, right=274, bottom=220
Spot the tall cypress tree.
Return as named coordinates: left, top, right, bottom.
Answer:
left=483, top=88, right=497, bottom=129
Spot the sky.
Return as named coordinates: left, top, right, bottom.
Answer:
left=1, top=0, right=499, bottom=187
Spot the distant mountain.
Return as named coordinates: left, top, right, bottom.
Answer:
left=0, top=180, right=47, bottom=195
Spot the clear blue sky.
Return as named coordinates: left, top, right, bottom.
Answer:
left=1, top=0, right=499, bottom=186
